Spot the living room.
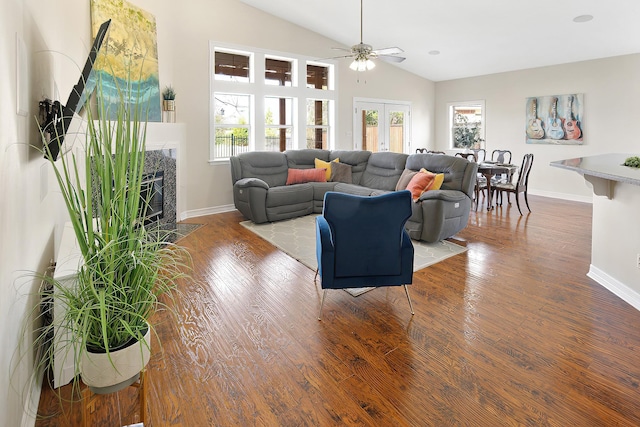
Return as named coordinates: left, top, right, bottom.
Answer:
left=2, top=0, right=640, bottom=425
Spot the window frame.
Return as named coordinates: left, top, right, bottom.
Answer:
left=209, top=42, right=337, bottom=163
left=447, top=100, right=486, bottom=150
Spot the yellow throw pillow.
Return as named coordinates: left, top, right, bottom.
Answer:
left=421, top=168, right=444, bottom=190
left=314, top=158, right=340, bottom=181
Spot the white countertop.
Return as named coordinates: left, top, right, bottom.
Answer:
left=550, top=153, right=640, bottom=187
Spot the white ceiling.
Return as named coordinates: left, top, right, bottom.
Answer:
left=239, top=0, right=640, bottom=82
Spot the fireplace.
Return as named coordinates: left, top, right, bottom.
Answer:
left=140, top=171, right=164, bottom=225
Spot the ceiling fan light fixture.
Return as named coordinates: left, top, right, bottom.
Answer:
left=350, top=57, right=376, bottom=71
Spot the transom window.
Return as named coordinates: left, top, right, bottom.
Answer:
left=214, top=50, right=251, bottom=83
left=210, top=43, right=336, bottom=161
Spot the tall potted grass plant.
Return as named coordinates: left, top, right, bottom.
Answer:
left=38, top=80, right=190, bottom=394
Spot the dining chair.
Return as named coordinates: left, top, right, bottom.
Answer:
left=415, top=148, right=428, bottom=153
left=493, top=153, right=534, bottom=215
left=427, top=150, right=446, bottom=154
left=474, top=175, right=488, bottom=211
left=315, top=191, right=414, bottom=320
left=455, top=152, right=477, bottom=162
left=491, top=149, right=513, bottom=185
left=491, top=149, right=512, bottom=164
left=471, top=148, right=486, bottom=163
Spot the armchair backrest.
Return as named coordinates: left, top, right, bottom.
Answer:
left=323, top=191, right=412, bottom=278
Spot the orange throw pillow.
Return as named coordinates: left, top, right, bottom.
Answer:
left=406, top=170, right=436, bottom=201
left=286, top=168, right=327, bottom=185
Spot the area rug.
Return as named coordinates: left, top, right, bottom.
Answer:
left=240, top=215, right=467, bottom=296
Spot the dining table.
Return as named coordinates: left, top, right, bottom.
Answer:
left=477, top=161, right=518, bottom=210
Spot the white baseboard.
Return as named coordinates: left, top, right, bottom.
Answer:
left=20, top=367, right=42, bottom=427
left=588, top=265, right=640, bottom=312
left=180, top=204, right=236, bottom=220
left=528, top=189, right=592, bottom=204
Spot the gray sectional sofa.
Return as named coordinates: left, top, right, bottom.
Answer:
left=230, top=149, right=478, bottom=243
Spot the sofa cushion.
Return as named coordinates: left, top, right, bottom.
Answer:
left=396, top=168, right=418, bottom=191
left=333, top=183, right=376, bottom=196
left=285, top=168, right=326, bottom=185
left=329, top=150, right=371, bottom=185
left=285, top=149, right=329, bottom=169
left=360, top=152, right=408, bottom=191
left=406, top=154, right=469, bottom=192
left=330, top=161, right=353, bottom=183
left=266, top=184, right=314, bottom=208
left=236, top=151, right=288, bottom=187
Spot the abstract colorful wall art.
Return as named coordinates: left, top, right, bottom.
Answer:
left=90, top=0, right=161, bottom=121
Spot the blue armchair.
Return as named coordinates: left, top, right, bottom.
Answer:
left=315, top=190, right=415, bottom=319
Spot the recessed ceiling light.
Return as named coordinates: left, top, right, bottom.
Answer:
left=573, top=14, right=594, bottom=23
left=428, top=50, right=440, bottom=56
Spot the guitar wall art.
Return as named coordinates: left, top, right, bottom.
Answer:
left=525, top=94, right=584, bottom=145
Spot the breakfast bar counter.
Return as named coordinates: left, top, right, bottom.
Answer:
left=551, top=153, right=640, bottom=312
left=551, top=153, right=640, bottom=199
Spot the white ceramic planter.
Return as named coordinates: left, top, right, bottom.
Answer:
left=80, top=326, right=151, bottom=394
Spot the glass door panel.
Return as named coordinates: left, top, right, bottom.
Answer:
left=355, top=101, right=410, bottom=153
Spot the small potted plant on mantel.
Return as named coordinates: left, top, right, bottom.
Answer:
left=34, top=78, right=191, bottom=397
left=162, top=85, right=176, bottom=122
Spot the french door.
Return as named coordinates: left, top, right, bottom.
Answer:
left=354, top=100, right=411, bottom=153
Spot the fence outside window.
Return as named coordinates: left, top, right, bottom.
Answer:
left=214, top=135, right=294, bottom=159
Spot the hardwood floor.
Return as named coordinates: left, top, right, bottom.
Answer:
left=35, top=195, right=640, bottom=426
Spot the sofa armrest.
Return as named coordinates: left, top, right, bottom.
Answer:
left=235, top=177, right=269, bottom=190
left=416, top=189, right=468, bottom=203
left=233, top=178, right=270, bottom=223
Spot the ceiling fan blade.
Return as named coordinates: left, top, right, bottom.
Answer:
left=372, top=47, right=404, bottom=56
left=377, top=55, right=406, bottom=63
left=315, top=54, right=356, bottom=61
left=331, top=47, right=353, bottom=52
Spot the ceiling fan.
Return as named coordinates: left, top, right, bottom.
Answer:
left=329, top=0, right=406, bottom=71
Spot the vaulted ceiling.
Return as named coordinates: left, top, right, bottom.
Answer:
left=240, top=0, right=640, bottom=81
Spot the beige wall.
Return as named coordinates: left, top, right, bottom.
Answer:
left=434, top=54, right=640, bottom=201
left=168, top=0, right=435, bottom=215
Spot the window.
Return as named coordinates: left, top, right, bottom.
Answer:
left=265, top=97, right=293, bottom=151
left=210, top=43, right=336, bottom=161
left=214, top=94, right=251, bottom=158
left=307, top=99, right=329, bottom=149
left=214, top=50, right=251, bottom=83
left=448, top=101, right=485, bottom=150
left=265, top=57, right=293, bottom=86
left=307, top=64, right=329, bottom=90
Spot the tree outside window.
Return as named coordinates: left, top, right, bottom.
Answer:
left=449, top=102, right=485, bottom=150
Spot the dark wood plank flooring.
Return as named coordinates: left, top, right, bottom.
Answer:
left=35, top=195, right=640, bottom=426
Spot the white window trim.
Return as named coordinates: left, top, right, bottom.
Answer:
left=209, top=41, right=338, bottom=163
left=447, top=100, right=486, bottom=150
